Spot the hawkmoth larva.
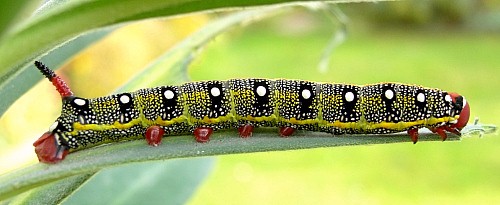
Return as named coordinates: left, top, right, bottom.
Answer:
left=32, top=61, right=470, bottom=164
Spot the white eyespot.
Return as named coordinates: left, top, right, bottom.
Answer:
left=256, top=85, right=267, bottom=97
left=462, top=97, right=467, bottom=108
left=345, top=91, right=355, bottom=102
left=417, top=93, right=426, bottom=103
left=210, top=87, right=221, bottom=97
left=119, top=95, right=130, bottom=104
left=49, top=121, right=58, bottom=132
left=302, top=89, right=311, bottom=99
left=164, top=89, right=175, bottom=100
left=445, top=94, right=452, bottom=102
left=73, top=98, right=86, bottom=106
left=384, top=89, right=394, bottom=100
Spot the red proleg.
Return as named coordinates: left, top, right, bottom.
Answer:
left=407, top=128, right=419, bottom=144
left=194, top=127, right=213, bottom=143
left=279, top=127, right=295, bottom=137
left=145, top=126, right=164, bottom=146
left=238, top=124, right=254, bottom=138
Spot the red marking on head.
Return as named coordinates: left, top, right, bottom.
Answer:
left=33, top=132, right=68, bottom=164
left=145, top=126, right=164, bottom=146
left=449, top=92, right=470, bottom=131
left=194, top=127, right=213, bottom=143
left=238, top=124, right=254, bottom=138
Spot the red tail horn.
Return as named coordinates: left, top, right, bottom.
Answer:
left=34, top=61, right=74, bottom=98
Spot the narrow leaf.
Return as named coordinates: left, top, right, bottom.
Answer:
left=62, top=158, right=215, bottom=205
left=0, top=28, right=112, bottom=117
left=1, top=124, right=496, bottom=201
left=117, top=5, right=292, bottom=92
left=0, top=0, right=34, bottom=39
left=7, top=173, right=95, bottom=205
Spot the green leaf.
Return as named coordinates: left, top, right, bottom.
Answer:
left=116, top=5, right=293, bottom=92
left=7, top=173, right=95, bottom=205
left=0, top=28, right=111, bottom=117
left=4, top=126, right=496, bottom=201
left=0, top=0, right=34, bottom=39
left=62, top=158, right=215, bottom=204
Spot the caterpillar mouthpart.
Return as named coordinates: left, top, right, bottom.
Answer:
left=449, top=92, right=470, bottom=131
left=33, top=132, right=69, bottom=163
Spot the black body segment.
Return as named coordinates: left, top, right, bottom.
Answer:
left=181, top=81, right=233, bottom=131
left=319, top=83, right=362, bottom=134
left=229, top=79, right=275, bottom=127
left=274, top=79, right=320, bottom=131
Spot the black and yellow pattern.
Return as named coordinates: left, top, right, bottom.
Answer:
left=46, top=78, right=466, bottom=151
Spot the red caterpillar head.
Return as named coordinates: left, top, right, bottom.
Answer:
left=33, top=61, right=71, bottom=163
left=448, top=92, right=470, bottom=131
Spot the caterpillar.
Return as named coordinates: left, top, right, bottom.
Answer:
left=32, top=61, right=470, bottom=164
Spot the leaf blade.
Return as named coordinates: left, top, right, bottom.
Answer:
left=61, top=158, right=215, bottom=205
left=0, top=28, right=112, bottom=117
left=0, top=130, right=472, bottom=201
left=7, top=173, right=95, bottom=205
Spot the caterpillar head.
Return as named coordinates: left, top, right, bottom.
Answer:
left=33, top=61, right=71, bottom=163
left=448, top=92, right=470, bottom=132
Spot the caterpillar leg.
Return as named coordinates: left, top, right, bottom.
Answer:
left=33, top=132, right=69, bottom=164
left=238, top=124, right=254, bottom=138
left=444, top=126, right=461, bottom=136
left=194, top=127, right=213, bottom=142
left=279, top=127, right=295, bottom=137
left=432, top=127, right=448, bottom=141
left=145, top=126, right=165, bottom=146
left=430, top=126, right=460, bottom=141
left=407, top=128, right=419, bottom=144
left=430, top=125, right=463, bottom=141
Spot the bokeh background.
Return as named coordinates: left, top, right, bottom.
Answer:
left=1, top=1, right=499, bottom=204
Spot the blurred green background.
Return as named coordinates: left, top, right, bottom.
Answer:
left=1, top=1, right=499, bottom=204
